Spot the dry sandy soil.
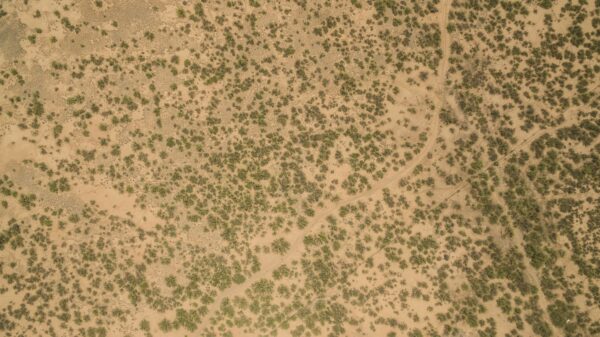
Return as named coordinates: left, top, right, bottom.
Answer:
left=1, top=1, right=599, bottom=337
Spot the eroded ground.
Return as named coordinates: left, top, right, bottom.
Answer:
left=0, top=1, right=599, bottom=337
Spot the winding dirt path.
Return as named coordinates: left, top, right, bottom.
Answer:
left=198, top=0, right=454, bottom=329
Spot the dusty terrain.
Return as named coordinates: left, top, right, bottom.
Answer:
left=1, top=1, right=599, bottom=337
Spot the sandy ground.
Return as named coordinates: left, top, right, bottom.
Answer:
left=1, top=0, right=598, bottom=337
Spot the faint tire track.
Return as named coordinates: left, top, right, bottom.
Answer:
left=199, top=0, right=453, bottom=329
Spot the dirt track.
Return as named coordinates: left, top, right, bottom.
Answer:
left=197, top=0, right=454, bottom=330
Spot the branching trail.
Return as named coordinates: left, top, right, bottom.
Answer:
left=199, top=0, right=454, bottom=330
left=289, top=1, right=567, bottom=334
left=198, top=0, right=576, bottom=333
